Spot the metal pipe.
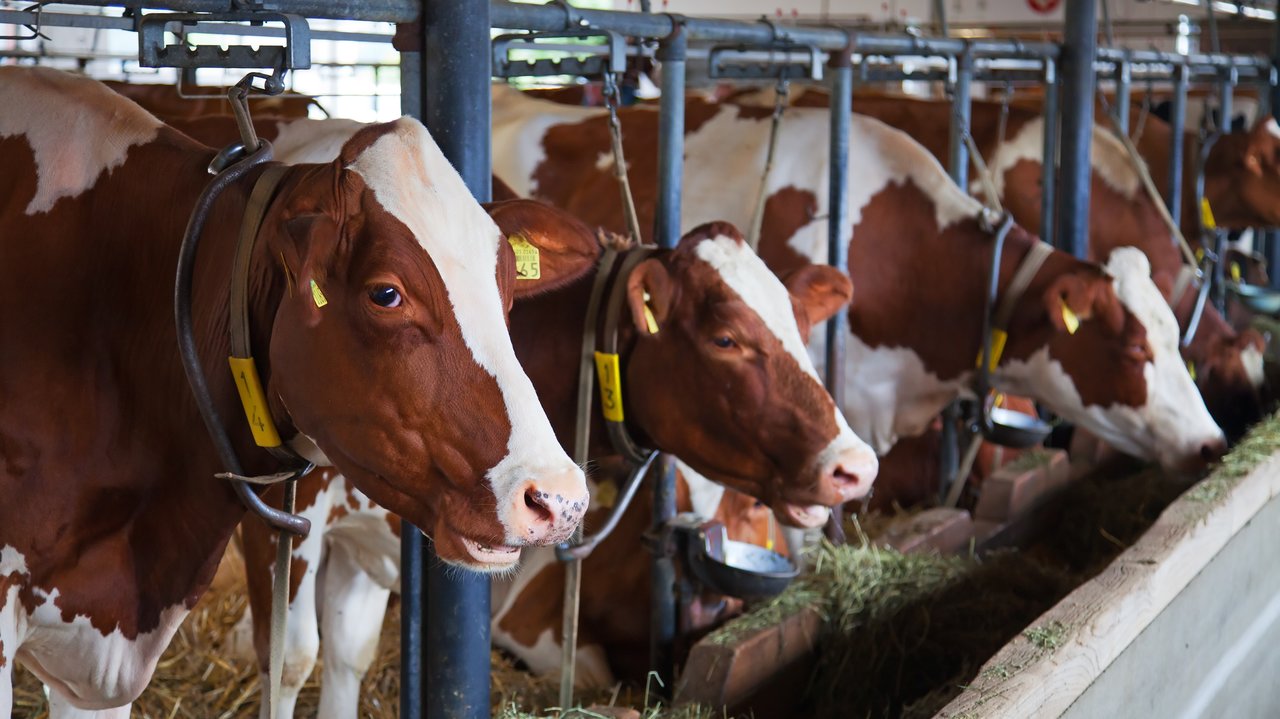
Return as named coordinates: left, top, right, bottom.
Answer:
left=421, top=2, right=492, bottom=717
left=948, top=49, right=973, bottom=194
left=1041, top=59, right=1059, bottom=248
left=825, top=42, right=852, bottom=408
left=397, top=50, right=426, bottom=719
left=62, top=0, right=418, bottom=22
left=488, top=1, right=1056, bottom=58
left=1169, top=63, right=1189, bottom=232
left=1057, top=0, right=1098, bottom=259
left=1115, top=58, right=1131, bottom=135
left=649, top=22, right=686, bottom=697
left=1220, top=68, right=1235, bottom=132
left=0, top=8, right=393, bottom=41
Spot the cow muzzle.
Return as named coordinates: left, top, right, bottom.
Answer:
left=818, top=442, right=880, bottom=503
left=506, top=467, right=590, bottom=546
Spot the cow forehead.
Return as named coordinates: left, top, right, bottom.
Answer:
left=347, top=118, right=561, bottom=506
left=1106, top=247, right=1179, bottom=346
left=693, top=235, right=818, bottom=377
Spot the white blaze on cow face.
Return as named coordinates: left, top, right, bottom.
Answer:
left=998, top=249, right=1224, bottom=467
left=272, top=118, right=367, bottom=165
left=693, top=234, right=878, bottom=504
left=0, top=67, right=161, bottom=215
left=346, top=119, right=586, bottom=547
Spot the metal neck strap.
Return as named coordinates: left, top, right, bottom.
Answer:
left=598, top=246, right=661, bottom=466
left=975, top=214, right=1018, bottom=420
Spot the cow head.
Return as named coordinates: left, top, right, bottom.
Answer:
left=261, top=119, right=587, bottom=573
left=998, top=248, right=1226, bottom=471
left=622, top=223, right=877, bottom=528
left=1191, top=323, right=1267, bottom=442
left=1209, top=116, right=1280, bottom=227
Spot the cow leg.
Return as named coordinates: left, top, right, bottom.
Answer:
left=47, top=690, right=130, bottom=719
left=0, top=657, right=10, bottom=719
left=317, top=539, right=390, bottom=719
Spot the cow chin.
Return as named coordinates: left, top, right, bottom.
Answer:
left=431, top=524, right=524, bottom=575
left=775, top=502, right=832, bottom=529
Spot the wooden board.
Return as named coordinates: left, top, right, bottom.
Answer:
left=936, top=454, right=1280, bottom=718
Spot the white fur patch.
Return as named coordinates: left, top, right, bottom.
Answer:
left=0, top=68, right=161, bottom=215
left=1267, top=117, right=1280, bottom=140
left=272, top=118, right=367, bottom=164
left=490, top=84, right=605, bottom=199
left=677, top=460, right=726, bottom=519
left=990, top=117, right=1140, bottom=201
left=347, top=118, right=582, bottom=544
left=1242, top=344, right=1266, bottom=389
left=0, top=546, right=27, bottom=578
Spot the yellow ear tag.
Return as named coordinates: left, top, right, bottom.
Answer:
left=1187, top=359, right=1197, bottom=381
left=508, top=232, right=541, bottom=280
left=227, top=357, right=283, bottom=448
left=1200, top=198, right=1217, bottom=230
left=1231, top=262, right=1242, bottom=283
left=1060, top=300, right=1080, bottom=335
left=975, top=329, right=1008, bottom=372
left=642, top=291, right=660, bottom=335
left=594, top=480, right=618, bottom=510
left=310, top=279, right=328, bottom=308
left=593, top=351, right=625, bottom=422
left=1196, top=247, right=1205, bottom=263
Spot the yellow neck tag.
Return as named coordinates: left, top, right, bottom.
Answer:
left=642, top=291, right=660, bottom=335
left=976, top=328, right=1009, bottom=372
left=310, top=279, right=328, bottom=308
left=1187, top=360, right=1197, bottom=381
left=1231, top=262, right=1242, bottom=283
left=508, top=232, right=541, bottom=280
left=228, top=356, right=284, bottom=448
left=1200, top=198, right=1217, bottom=230
left=593, top=351, right=625, bottom=422
left=1060, top=300, right=1080, bottom=335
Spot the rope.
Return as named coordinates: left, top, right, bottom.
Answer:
left=746, top=79, right=790, bottom=252
left=603, top=74, right=644, bottom=246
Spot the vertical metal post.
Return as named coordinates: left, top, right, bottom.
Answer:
left=1115, top=58, right=1131, bottom=135
left=938, top=46, right=973, bottom=501
left=825, top=42, right=852, bottom=407
left=650, top=20, right=686, bottom=696
left=421, top=1, right=492, bottom=717
left=947, top=49, right=973, bottom=194
left=1219, top=68, right=1235, bottom=132
left=1168, top=63, right=1189, bottom=231
left=1056, top=0, right=1098, bottom=259
left=397, top=40, right=427, bottom=719
left=1041, top=59, right=1059, bottom=248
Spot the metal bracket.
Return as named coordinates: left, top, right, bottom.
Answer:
left=138, top=11, right=310, bottom=70
left=707, top=42, right=823, bottom=81
left=492, top=29, right=628, bottom=79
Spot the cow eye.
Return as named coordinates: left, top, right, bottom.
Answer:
left=713, top=335, right=737, bottom=349
left=369, top=285, right=402, bottom=308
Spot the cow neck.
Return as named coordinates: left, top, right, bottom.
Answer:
left=591, top=245, right=660, bottom=465
left=228, top=163, right=310, bottom=472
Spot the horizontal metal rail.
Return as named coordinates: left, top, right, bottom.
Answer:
left=36, top=0, right=417, bottom=23
left=0, top=8, right=393, bottom=42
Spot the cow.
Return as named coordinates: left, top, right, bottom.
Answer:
left=103, top=80, right=321, bottom=121
left=491, top=86, right=1225, bottom=467
left=213, top=121, right=876, bottom=714
left=762, top=90, right=1268, bottom=442
left=0, top=67, right=589, bottom=717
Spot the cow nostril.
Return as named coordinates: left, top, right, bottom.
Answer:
left=833, top=466, right=859, bottom=487
left=523, top=488, right=554, bottom=525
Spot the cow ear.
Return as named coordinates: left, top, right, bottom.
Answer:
left=626, top=258, right=673, bottom=337
left=486, top=199, right=602, bottom=300
left=273, top=213, right=341, bottom=327
left=1041, top=270, right=1124, bottom=336
left=782, top=264, right=853, bottom=331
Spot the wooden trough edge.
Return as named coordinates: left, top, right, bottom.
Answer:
left=935, top=451, right=1280, bottom=718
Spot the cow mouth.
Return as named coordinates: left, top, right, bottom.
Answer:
left=460, top=537, right=522, bottom=566
left=780, top=502, right=831, bottom=528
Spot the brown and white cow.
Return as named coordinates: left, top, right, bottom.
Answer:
left=766, top=90, right=1267, bottom=442
left=220, top=123, right=875, bottom=714
left=0, top=68, right=588, bottom=717
left=492, top=85, right=1225, bottom=467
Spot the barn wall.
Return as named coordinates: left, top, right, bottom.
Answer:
left=1062, top=486, right=1280, bottom=719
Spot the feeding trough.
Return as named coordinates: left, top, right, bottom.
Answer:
left=671, top=515, right=799, bottom=599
